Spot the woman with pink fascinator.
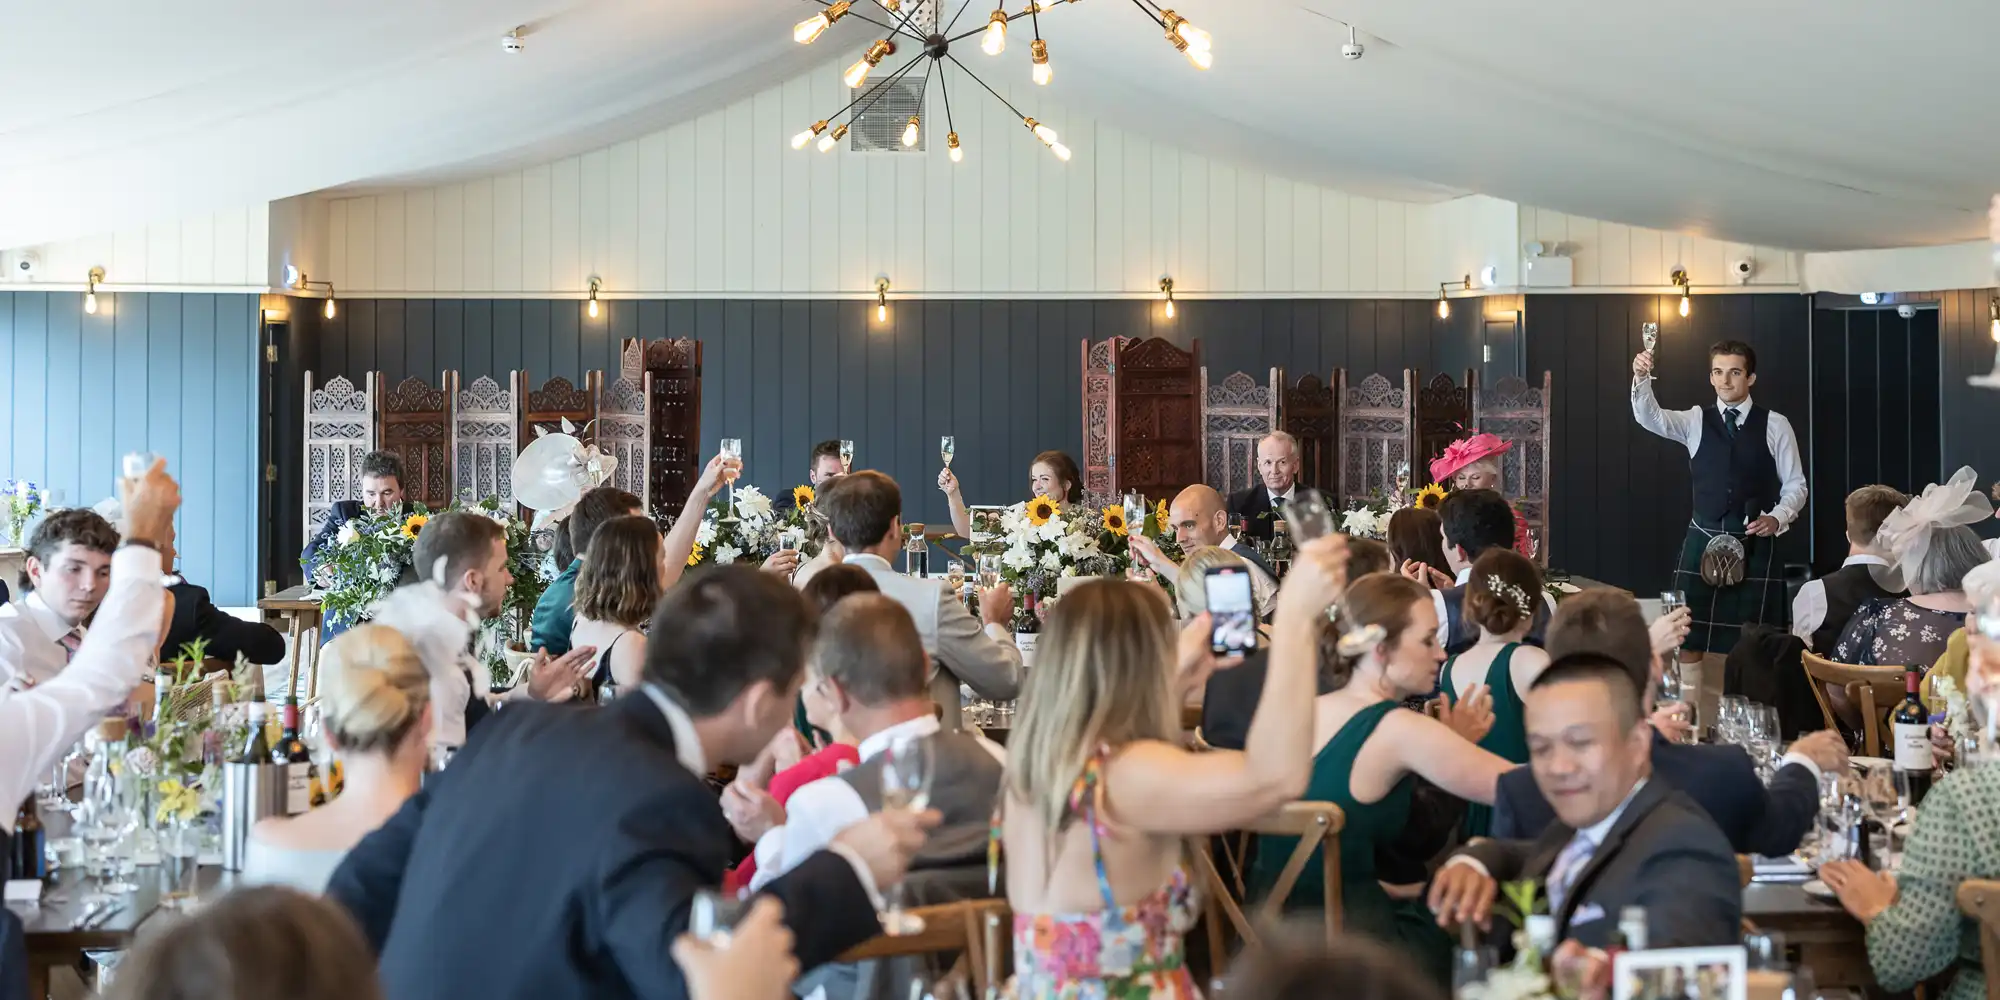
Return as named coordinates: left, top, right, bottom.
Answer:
left=1428, top=433, right=1535, bottom=559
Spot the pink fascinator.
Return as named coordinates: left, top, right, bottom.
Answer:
left=1429, top=433, right=1513, bottom=484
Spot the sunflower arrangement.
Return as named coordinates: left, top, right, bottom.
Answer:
left=306, top=496, right=547, bottom=633
left=1100, top=505, right=1129, bottom=537
left=399, top=512, right=429, bottom=539
left=793, top=484, right=816, bottom=508
left=1413, top=483, right=1449, bottom=511
left=1025, top=494, right=1060, bottom=526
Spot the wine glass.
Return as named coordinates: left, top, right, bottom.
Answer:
left=945, top=559, right=966, bottom=593
left=1718, top=696, right=1748, bottom=745
left=977, top=554, right=1003, bottom=592
left=940, top=436, right=955, bottom=469
left=75, top=761, right=138, bottom=898
left=878, top=732, right=936, bottom=936
left=690, top=888, right=745, bottom=944
left=718, top=439, right=743, bottom=523
left=839, top=439, right=856, bottom=473
left=1280, top=488, right=1335, bottom=542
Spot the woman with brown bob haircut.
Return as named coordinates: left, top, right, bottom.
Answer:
left=570, top=515, right=667, bottom=698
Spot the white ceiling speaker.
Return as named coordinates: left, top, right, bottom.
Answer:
left=10, top=250, right=39, bottom=280
left=502, top=26, right=525, bottom=53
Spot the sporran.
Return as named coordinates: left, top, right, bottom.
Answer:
left=1700, top=532, right=1746, bottom=587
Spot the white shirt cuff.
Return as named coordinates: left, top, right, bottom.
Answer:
left=1779, top=751, right=1822, bottom=784
left=749, top=828, right=786, bottom=892
left=825, top=842, right=886, bottom=910
left=982, top=623, right=1012, bottom=644
left=112, top=544, right=164, bottom=579
left=1442, top=854, right=1490, bottom=879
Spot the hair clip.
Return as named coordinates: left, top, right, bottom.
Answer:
left=1486, top=574, right=1532, bottom=615
left=1335, top=623, right=1387, bottom=657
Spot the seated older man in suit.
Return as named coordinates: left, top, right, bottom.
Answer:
left=326, top=567, right=939, bottom=1000
left=817, top=472, right=1020, bottom=731
left=1491, top=589, right=1845, bottom=858
left=1227, top=432, right=1307, bottom=544
left=1429, top=654, right=1742, bottom=974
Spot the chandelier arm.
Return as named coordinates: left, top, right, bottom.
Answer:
left=803, top=0, right=925, bottom=39
left=1029, top=0, right=1041, bottom=39
left=838, top=52, right=930, bottom=124
left=943, top=0, right=978, bottom=36
left=944, top=51, right=1029, bottom=121
left=938, top=60, right=957, bottom=133
left=1124, top=0, right=1168, bottom=29
left=877, top=0, right=929, bottom=44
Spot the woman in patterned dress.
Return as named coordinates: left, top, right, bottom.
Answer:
left=1833, top=468, right=1991, bottom=674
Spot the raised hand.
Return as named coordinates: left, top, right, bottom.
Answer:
left=1648, top=606, right=1691, bottom=655
left=760, top=549, right=802, bottom=578
left=125, top=457, right=182, bottom=547
left=937, top=468, right=961, bottom=497
left=831, top=808, right=941, bottom=893
left=1436, top=684, right=1495, bottom=743
left=1632, top=350, right=1656, bottom=379
left=1428, top=860, right=1496, bottom=929
left=694, top=454, right=732, bottom=500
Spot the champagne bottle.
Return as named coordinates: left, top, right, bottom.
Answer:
left=276, top=694, right=313, bottom=814
left=240, top=702, right=272, bottom=763
left=11, top=796, right=45, bottom=881
left=1892, top=666, right=1933, bottom=805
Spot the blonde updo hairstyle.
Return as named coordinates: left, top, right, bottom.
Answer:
left=1174, top=545, right=1274, bottom=618
left=317, top=624, right=432, bottom=756
left=1322, top=573, right=1430, bottom=691
left=1463, top=548, right=1544, bottom=635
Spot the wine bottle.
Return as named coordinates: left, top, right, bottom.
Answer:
left=1268, top=521, right=1295, bottom=580
left=240, top=702, right=272, bottom=763
left=276, top=694, right=313, bottom=814
left=1892, top=666, right=1933, bottom=805
left=11, top=795, right=45, bottom=881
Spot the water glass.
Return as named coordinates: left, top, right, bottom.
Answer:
left=75, top=769, right=137, bottom=898
left=159, top=820, right=201, bottom=909
left=1452, top=946, right=1498, bottom=995
left=879, top=733, right=936, bottom=936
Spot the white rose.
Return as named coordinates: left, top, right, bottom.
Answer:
left=713, top=544, right=742, bottom=565
left=337, top=521, right=360, bottom=545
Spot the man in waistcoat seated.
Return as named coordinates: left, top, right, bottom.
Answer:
left=1429, top=489, right=1552, bottom=657
left=1794, top=485, right=1909, bottom=655
left=723, top=592, right=1004, bottom=1000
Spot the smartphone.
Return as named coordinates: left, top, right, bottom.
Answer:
left=1204, top=566, right=1258, bottom=656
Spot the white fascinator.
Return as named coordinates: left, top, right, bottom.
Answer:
left=367, top=558, right=488, bottom=699
left=511, top=417, right=619, bottom=532
left=1876, top=466, right=1993, bottom=586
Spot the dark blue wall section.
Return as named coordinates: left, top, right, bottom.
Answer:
left=0, top=291, right=262, bottom=605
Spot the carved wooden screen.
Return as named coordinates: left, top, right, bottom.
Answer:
left=1335, top=370, right=1414, bottom=512
left=1111, top=338, right=1204, bottom=505
left=643, top=338, right=703, bottom=518
left=520, top=372, right=602, bottom=447
left=303, top=372, right=377, bottom=540
left=600, top=340, right=653, bottom=510
left=453, top=374, right=520, bottom=508
left=1280, top=371, right=1338, bottom=494
left=1079, top=338, right=1127, bottom=511
left=375, top=373, right=454, bottom=510
left=1201, top=369, right=1279, bottom=497
left=1415, top=370, right=1474, bottom=485
left=1475, top=372, right=1554, bottom=565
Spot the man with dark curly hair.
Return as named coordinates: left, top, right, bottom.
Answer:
left=0, top=507, right=122, bottom=690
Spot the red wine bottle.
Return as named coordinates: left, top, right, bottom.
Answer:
left=1892, top=666, right=1932, bottom=806
left=276, top=695, right=314, bottom=814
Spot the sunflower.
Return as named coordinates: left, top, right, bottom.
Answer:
left=1155, top=499, right=1171, bottom=526
left=1101, top=506, right=1129, bottom=537
left=687, top=541, right=705, bottom=567
left=793, top=484, right=815, bottom=508
left=1412, top=484, right=1448, bottom=511
left=399, top=513, right=429, bottom=539
left=1026, top=494, right=1059, bottom=526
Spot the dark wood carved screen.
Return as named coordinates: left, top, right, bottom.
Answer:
left=1335, top=370, right=1414, bottom=511
left=1280, top=371, right=1337, bottom=494
left=375, top=372, right=455, bottom=510
left=1415, top=370, right=1474, bottom=485
left=643, top=338, right=703, bottom=518
left=1475, top=372, right=1554, bottom=565
left=1080, top=337, right=1127, bottom=511
left=519, top=373, right=601, bottom=446
left=1111, top=338, right=1203, bottom=505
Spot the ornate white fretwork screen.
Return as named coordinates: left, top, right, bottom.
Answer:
left=1201, top=369, right=1280, bottom=498
left=599, top=341, right=653, bottom=509
left=452, top=374, right=520, bottom=507
left=303, top=372, right=378, bottom=541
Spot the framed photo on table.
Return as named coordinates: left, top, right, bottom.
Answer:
left=967, top=505, right=1008, bottom=544
left=1613, top=945, right=1747, bottom=1000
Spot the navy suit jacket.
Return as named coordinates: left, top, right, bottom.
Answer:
left=1491, top=730, right=1818, bottom=858
left=161, top=581, right=286, bottom=665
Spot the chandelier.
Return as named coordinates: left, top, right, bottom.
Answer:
left=788, top=0, right=1211, bottom=162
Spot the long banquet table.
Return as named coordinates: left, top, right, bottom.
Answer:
left=14, top=860, right=232, bottom=998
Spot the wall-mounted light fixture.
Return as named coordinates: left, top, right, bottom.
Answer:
left=587, top=276, right=602, bottom=319
left=84, top=267, right=105, bottom=315
left=1671, top=268, right=1691, bottom=318
left=1972, top=296, right=2000, bottom=388
left=1436, top=274, right=1471, bottom=320
left=292, top=270, right=338, bottom=320
left=876, top=276, right=891, bottom=323
left=1160, top=276, right=1177, bottom=320
left=1859, top=291, right=1881, bottom=305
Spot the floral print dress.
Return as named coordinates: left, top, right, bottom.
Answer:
left=997, top=746, right=1201, bottom=1000
left=1832, top=597, right=1962, bottom=672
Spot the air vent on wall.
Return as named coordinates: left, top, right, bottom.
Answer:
left=850, top=75, right=926, bottom=152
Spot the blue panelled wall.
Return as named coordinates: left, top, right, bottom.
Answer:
left=0, top=292, right=262, bottom=604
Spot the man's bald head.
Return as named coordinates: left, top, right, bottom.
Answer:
left=1171, top=485, right=1231, bottom=549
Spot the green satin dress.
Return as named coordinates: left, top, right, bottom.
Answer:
left=1439, top=642, right=1530, bottom=838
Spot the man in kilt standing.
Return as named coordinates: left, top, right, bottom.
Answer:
left=1632, top=339, right=1807, bottom=696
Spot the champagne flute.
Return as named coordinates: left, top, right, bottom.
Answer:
left=719, top=439, right=743, bottom=523
left=879, top=732, right=936, bottom=936
left=1641, top=323, right=1660, bottom=382
left=839, top=439, right=856, bottom=473
left=940, top=436, right=955, bottom=469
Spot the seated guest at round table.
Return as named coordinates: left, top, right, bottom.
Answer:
left=1251, top=572, right=1512, bottom=985
left=0, top=508, right=122, bottom=691
left=1423, top=489, right=1552, bottom=656
left=773, top=440, right=846, bottom=515
left=570, top=515, right=667, bottom=699
left=1129, top=484, right=1279, bottom=584
left=1437, top=548, right=1552, bottom=837
left=1430, top=432, right=1534, bottom=558
left=997, top=538, right=1347, bottom=1000
left=303, top=450, right=417, bottom=646
left=1834, top=467, right=1990, bottom=673
left=245, top=624, right=431, bottom=895
left=1791, top=485, right=1909, bottom=654
left=1387, top=507, right=1452, bottom=585
left=1227, top=431, right=1307, bottom=544
left=106, top=886, right=385, bottom=1000
left=941, top=449, right=1081, bottom=541
left=528, top=486, right=643, bottom=658
left=155, top=517, right=286, bottom=667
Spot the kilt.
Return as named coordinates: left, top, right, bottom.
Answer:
left=1671, top=517, right=1786, bottom=653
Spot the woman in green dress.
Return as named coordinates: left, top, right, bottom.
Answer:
left=1251, top=572, right=1516, bottom=986
left=1437, top=548, right=1550, bottom=837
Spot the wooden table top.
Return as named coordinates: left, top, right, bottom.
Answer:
left=13, top=865, right=230, bottom=950
left=1742, top=880, right=1860, bottom=928
left=258, top=584, right=322, bottom=612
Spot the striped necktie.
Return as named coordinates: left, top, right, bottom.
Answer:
left=1547, top=832, right=1598, bottom=915
left=56, top=629, right=82, bottom=663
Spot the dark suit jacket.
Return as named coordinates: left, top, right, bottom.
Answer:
left=1201, top=649, right=1333, bottom=751
left=1227, top=485, right=1304, bottom=543
left=325, top=694, right=881, bottom=1000
left=160, top=581, right=286, bottom=665
left=1457, top=779, right=1742, bottom=948
left=1491, top=730, right=1817, bottom=858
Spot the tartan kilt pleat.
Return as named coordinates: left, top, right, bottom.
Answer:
left=1670, top=520, right=1786, bottom=653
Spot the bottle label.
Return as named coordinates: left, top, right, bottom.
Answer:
left=1894, top=721, right=1934, bottom=771
left=285, top=763, right=313, bottom=814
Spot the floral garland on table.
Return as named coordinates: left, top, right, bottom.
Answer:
left=4, top=478, right=47, bottom=546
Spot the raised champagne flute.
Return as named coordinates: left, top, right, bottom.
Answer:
left=940, top=436, right=955, bottom=469
left=878, top=732, right=936, bottom=936
left=839, top=439, right=856, bottom=473
left=719, top=438, right=743, bottom=523
left=1641, top=323, right=1660, bottom=382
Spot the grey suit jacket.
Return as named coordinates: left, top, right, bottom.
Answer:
left=843, top=555, right=1022, bottom=730
left=1452, top=779, right=1741, bottom=949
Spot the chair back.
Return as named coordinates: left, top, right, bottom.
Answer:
left=1737, top=854, right=1754, bottom=888
left=1801, top=651, right=1906, bottom=755
left=1192, top=801, right=1345, bottom=959
left=836, top=899, right=1012, bottom=997
left=1957, top=879, right=2000, bottom=1000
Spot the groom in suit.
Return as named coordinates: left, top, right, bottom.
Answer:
left=302, top=449, right=418, bottom=572
left=1227, top=432, right=1305, bottom=544
left=1429, top=654, right=1742, bottom=961
left=326, top=566, right=940, bottom=1000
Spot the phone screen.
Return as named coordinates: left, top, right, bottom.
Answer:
left=1204, top=566, right=1258, bottom=655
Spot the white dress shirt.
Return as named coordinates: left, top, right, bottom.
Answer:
left=0, top=590, right=83, bottom=690
left=0, top=547, right=164, bottom=834
left=1267, top=485, right=1297, bottom=507
left=1630, top=382, right=1809, bottom=530
left=1791, top=554, right=1892, bottom=648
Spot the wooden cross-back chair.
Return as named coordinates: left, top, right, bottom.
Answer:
left=1957, top=880, right=2000, bottom=1000
left=835, top=899, right=1011, bottom=997
left=1190, top=801, right=1345, bottom=961
left=1800, top=650, right=1908, bottom=756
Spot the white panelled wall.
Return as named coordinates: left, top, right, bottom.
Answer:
left=1517, top=206, right=1800, bottom=290
left=0, top=206, right=270, bottom=291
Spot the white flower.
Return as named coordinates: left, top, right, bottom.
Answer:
left=1040, top=550, right=1063, bottom=571
left=713, top=544, right=742, bottom=565
left=337, top=521, right=360, bottom=545
left=696, top=518, right=718, bottom=547
left=734, top=486, right=773, bottom=521
left=1060, top=565, right=1078, bottom=578
left=374, top=562, right=399, bottom=584
left=12, top=481, right=30, bottom=499
left=1341, top=508, right=1382, bottom=537
left=1002, top=546, right=1036, bottom=571
left=1037, top=519, right=1067, bottom=543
